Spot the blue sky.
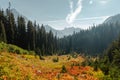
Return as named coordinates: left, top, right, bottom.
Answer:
left=0, top=0, right=120, bottom=30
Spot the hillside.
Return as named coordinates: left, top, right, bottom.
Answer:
left=59, top=20, right=120, bottom=55
left=0, top=43, right=104, bottom=80
left=0, top=53, right=104, bottom=80
left=104, top=14, right=120, bottom=24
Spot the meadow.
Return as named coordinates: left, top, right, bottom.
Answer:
left=0, top=51, right=104, bottom=80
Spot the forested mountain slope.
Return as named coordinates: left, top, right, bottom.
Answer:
left=58, top=22, right=120, bottom=55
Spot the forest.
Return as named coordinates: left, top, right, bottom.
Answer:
left=0, top=9, right=58, bottom=56
left=1, top=9, right=120, bottom=56
left=0, top=8, right=120, bottom=79
left=59, top=23, right=120, bottom=55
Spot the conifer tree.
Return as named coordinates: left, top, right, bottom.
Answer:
left=17, top=16, right=27, bottom=49
left=0, top=21, right=7, bottom=42
left=6, top=11, right=15, bottom=44
left=27, top=21, right=35, bottom=50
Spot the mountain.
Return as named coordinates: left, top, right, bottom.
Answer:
left=44, top=25, right=63, bottom=38
left=104, top=14, right=120, bottom=24
left=44, top=25, right=81, bottom=38
left=61, top=27, right=81, bottom=36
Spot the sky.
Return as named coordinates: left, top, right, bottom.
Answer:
left=0, top=0, right=120, bottom=30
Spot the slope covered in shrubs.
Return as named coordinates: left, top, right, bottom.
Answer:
left=0, top=43, right=104, bottom=80
left=0, top=42, right=35, bottom=55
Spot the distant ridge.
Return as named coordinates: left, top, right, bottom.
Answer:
left=104, top=14, right=120, bottom=24
left=44, top=25, right=81, bottom=38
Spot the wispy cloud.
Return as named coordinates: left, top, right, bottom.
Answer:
left=99, top=0, right=108, bottom=4
left=70, top=1, right=73, bottom=13
left=88, top=0, right=109, bottom=5
left=41, top=16, right=109, bottom=23
left=40, top=16, right=109, bottom=30
left=75, top=16, right=109, bottom=21
left=66, top=0, right=83, bottom=24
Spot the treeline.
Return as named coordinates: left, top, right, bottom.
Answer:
left=78, top=36, right=120, bottom=79
left=99, top=36, right=120, bottom=79
left=1, top=8, right=120, bottom=57
left=58, top=23, right=120, bottom=55
left=0, top=9, right=57, bottom=56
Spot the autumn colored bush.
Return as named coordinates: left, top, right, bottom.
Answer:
left=0, top=46, right=104, bottom=80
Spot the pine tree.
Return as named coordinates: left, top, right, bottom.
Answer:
left=27, top=21, right=35, bottom=50
left=40, top=25, right=46, bottom=55
left=0, top=21, right=7, bottom=42
left=5, top=11, right=15, bottom=44
left=17, top=16, right=27, bottom=49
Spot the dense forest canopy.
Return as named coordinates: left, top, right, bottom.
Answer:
left=1, top=8, right=120, bottom=56
left=0, top=9, right=58, bottom=56
left=58, top=23, right=120, bottom=55
left=97, top=36, right=120, bottom=79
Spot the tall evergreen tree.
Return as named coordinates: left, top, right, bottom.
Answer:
left=47, top=30, right=54, bottom=55
left=17, top=16, right=27, bottom=49
left=0, top=20, right=7, bottom=42
left=40, top=24, right=46, bottom=55
left=5, top=10, right=15, bottom=44
left=27, top=21, right=35, bottom=50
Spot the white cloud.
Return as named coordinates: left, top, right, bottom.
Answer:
left=40, top=16, right=109, bottom=30
left=75, top=16, right=109, bottom=21
left=99, top=0, right=108, bottom=4
left=66, top=0, right=83, bottom=24
left=70, top=1, right=73, bottom=13
left=89, top=0, right=93, bottom=4
left=41, top=16, right=109, bottom=23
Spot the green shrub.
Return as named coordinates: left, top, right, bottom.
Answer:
left=67, top=56, right=71, bottom=60
left=39, top=56, right=45, bottom=60
left=109, top=66, right=120, bottom=80
left=74, top=76, right=78, bottom=80
left=61, top=65, right=67, bottom=73
left=93, top=60, right=99, bottom=71
left=81, top=61, right=88, bottom=67
left=0, top=42, right=7, bottom=52
left=52, top=57, right=59, bottom=62
left=0, top=65, right=10, bottom=78
left=25, top=74, right=32, bottom=80
left=8, top=46, right=14, bottom=53
left=71, top=52, right=78, bottom=58
left=70, top=63, right=74, bottom=69
left=0, top=42, right=31, bottom=55
left=29, top=51, right=35, bottom=55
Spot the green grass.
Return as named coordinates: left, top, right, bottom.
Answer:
left=0, top=42, right=35, bottom=55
